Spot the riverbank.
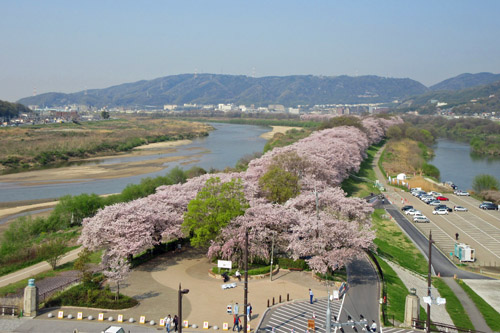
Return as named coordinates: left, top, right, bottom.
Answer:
left=259, top=125, right=301, bottom=140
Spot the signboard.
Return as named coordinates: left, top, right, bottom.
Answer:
left=247, top=324, right=251, bottom=332
left=227, top=305, right=232, bottom=314
left=160, top=318, right=165, bottom=326
left=57, top=311, right=64, bottom=319
left=117, top=314, right=123, bottom=323
left=77, top=312, right=83, bottom=320
left=183, top=320, right=189, bottom=328
left=203, top=321, right=209, bottom=329
left=98, top=313, right=104, bottom=321
left=218, top=260, right=232, bottom=269
left=332, top=290, right=339, bottom=300
left=308, top=319, right=315, bottom=331
left=223, top=323, right=229, bottom=330
left=140, top=316, right=146, bottom=324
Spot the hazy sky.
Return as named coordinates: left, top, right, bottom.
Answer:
left=1, top=0, right=499, bottom=102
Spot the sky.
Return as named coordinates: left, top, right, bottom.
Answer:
left=1, top=0, right=500, bottom=102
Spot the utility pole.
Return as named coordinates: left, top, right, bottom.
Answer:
left=426, top=231, right=433, bottom=333
left=269, top=235, right=274, bottom=281
left=178, top=283, right=189, bottom=333
left=325, top=291, right=331, bottom=333
left=244, top=228, right=249, bottom=333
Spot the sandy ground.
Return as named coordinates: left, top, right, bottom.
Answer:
left=260, top=126, right=302, bottom=140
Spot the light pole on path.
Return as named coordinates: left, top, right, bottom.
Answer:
left=178, top=283, right=189, bottom=333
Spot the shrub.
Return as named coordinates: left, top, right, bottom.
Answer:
left=473, top=174, right=499, bottom=193
left=277, top=258, right=309, bottom=270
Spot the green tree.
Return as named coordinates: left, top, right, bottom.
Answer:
left=259, top=165, right=300, bottom=204
left=473, top=174, right=500, bottom=193
left=182, top=177, right=249, bottom=247
left=168, top=166, right=187, bottom=184
left=40, top=238, right=67, bottom=270
left=49, top=193, right=105, bottom=228
left=101, top=111, right=110, bottom=119
left=73, top=248, right=93, bottom=284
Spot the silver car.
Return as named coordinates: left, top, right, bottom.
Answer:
left=454, top=206, right=468, bottom=212
left=414, top=216, right=430, bottom=223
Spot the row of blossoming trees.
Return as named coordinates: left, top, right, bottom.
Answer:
left=79, top=116, right=403, bottom=284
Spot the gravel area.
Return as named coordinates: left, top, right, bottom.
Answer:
left=383, top=259, right=453, bottom=325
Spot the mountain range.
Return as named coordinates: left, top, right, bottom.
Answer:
left=17, top=72, right=500, bottom=108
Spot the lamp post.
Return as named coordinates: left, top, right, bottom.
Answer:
left=426, top=231, right=433, bottom=333
left=178, top=283, right=189, bottom=333
left=243, top=228, right=249, bottom=333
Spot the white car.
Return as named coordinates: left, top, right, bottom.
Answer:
left=414, top=216, right=430, bottom=223
left=406, top=209, right=422, bottom=216
left=429, top=200, right=442, bottom=206
left=455, top=190, right=470, bottom=196
left=433, top=208, right=449, bottom=215
left=428, top=191, right=442, bottom=198
left=413, top=213, right=425, bottom=219
left=454, top=206, right=468, bottom=212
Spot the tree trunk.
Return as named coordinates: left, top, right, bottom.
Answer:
left=116, top=281, right=120, bottom=301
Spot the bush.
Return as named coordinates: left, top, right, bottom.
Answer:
left=44, top=279, right=138, bottom=310
left=472, top=174, right=499, bottom=193
left=422, top=163, right=440, bottom=179
left=278, top=258, right=309, bottom=270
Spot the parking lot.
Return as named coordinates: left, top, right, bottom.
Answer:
left=392, top=191, right=500, bottom=267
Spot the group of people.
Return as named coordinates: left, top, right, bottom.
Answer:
left=163, top=314, right=179, bottom=333
left=231, top=302, right=252, bottom=332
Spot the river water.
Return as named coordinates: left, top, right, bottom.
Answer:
left=430, top=139, right=500, bottom=191
left=0, top=123, right=269, bottom=203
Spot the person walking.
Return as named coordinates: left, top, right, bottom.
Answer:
left=455, top=232, right=459, bottom=241
left=165, top=314, right=172, bottom=333
left=247, top=303, right=252, bottom=321
left=234, top=302, right=239, bottom=315
left=173, top=315, right=179, bottom=332
left=309, top=289, right=313, bottom=304
left=235, top=270, right=242, bottom=281
left=232, top=314, right=241, bottom=332
left=371, top=320, right=377, bottom=332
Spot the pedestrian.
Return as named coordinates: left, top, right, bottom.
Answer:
left=455, top=232, right=459, bottom=241
left=173, top=315, right=179, bottom=332
left=232, top=314, right=241, bottom=332
left=234, top=302, right=239, bottom=315
left=371, top=320, right=377, bottom=332
left=247, top=303, right=252, bottom=321
left=165, top=314, right=172, bottom=333
left=235, top=270, right=241, bottom=281
left=309, top=289, right=313, bottom=304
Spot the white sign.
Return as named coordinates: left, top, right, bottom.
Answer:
left=218, top=260, right=232, bottom=269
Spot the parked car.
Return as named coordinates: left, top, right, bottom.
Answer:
left=421, top=196, right=434, bottom=203
left=414, top=216, right=430, bottom=223
left=429, top=200, right=442, bottom=206
left=406, top=209, right=422, bottom=216
left=436, top=205, right=452, bottom=212
left=401, top=205, right=413, bottom=211
left=479, top=202, right=498, bottom=210
left=454, top=206, right=468, bottom=212
left=413, top=213, right=425, bottom=219
left=436, top=196, right=449, bottom=201
left=433, top=208, right=449, bottom=215
left=428, top=191, right=442, bottom=198
left=454, top=190, right=470, bottom=196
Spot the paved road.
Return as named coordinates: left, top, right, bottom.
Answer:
left=0, top=248, right=82, bottom=288
left=257, top=254, right=380, bottom=333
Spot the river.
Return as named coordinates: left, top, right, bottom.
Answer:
left=0, top=123, right=269, bottom=203
left=430, top=138, right=500, bottom=191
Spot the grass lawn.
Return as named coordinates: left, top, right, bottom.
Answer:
left=374, top=253, right=408, bottom=325
left=432, top=278, right=474, bottom=330
left=457, top=279, right=500, bottom=332
left=372, top=209, right=428, bottom=275
left=342, top=143, right=383, bottom=197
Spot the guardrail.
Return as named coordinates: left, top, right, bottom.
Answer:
left=412, top=318, right=486, bottom=333
left=39, top=277, right=80, bottom=303
left=0, top=305, right=19, bottom=316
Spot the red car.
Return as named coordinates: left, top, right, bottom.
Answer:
left=436, top=196, right=449, bottom=201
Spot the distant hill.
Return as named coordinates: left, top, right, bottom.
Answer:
left=18, top=74, right=428, bottom=107
left=0, top=100, right=31, bottom=119
left=403, top=80, right=500, bottom=107
left=430, top=72, right=500, bottom=91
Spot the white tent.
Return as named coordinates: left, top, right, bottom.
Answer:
left=396, top=173, right=407, bottom=180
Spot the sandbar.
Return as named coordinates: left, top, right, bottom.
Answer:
left=260, top=126, right=302, bottom=140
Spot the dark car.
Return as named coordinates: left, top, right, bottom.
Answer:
left=401, top=205, right=413, bottom=211
left=479, top=202, right=498, bottom=210
left=436, top=205, right=452, bottom=212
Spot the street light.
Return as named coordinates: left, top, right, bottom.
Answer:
left=178, top=283, right=189, bottom=333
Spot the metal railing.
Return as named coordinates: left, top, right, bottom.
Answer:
left=412, top=318, right=486, bottom=333
left=0, top=305, right=19, bottom=316
left=39, top=277, right=80, bottom=303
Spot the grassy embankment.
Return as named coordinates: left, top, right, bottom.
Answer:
left=457, top=279, right=500, bottom=331
left=0, top=116, right=210, bottom=172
